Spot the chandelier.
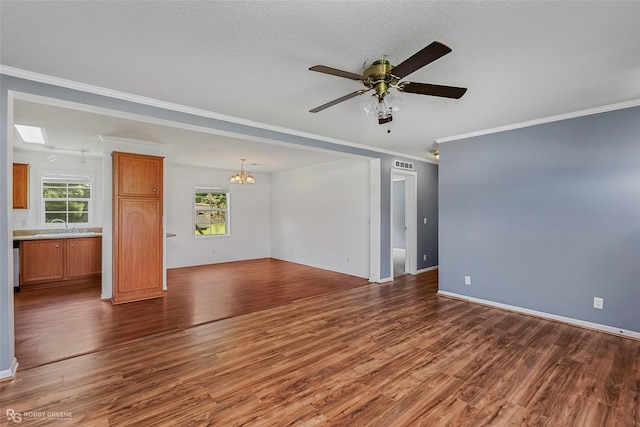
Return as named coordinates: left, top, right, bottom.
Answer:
left=229, top=159, right=255, bottom=184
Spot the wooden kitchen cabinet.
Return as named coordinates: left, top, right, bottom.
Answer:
left=20, top=239, right=64, bottom=284
left=66, top=237, right=102, bottom=278
left=20, top=237, right=102, bottom=289
left=13, top=163, right=29, bottom=209
left=113, top=152, right=162, bottom=197
left=112, top=151, right=164, bottom=304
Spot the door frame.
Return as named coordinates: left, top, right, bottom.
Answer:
left=390, top=169, right=417, bottom=278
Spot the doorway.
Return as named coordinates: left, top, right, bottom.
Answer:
left=391, top=170, right=417, bottom=279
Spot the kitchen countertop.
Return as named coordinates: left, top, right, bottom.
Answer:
left=13, top=232, right=103, bottom=241
left=13, top=230, right=174, bottom=240
left=13, top=228, right=103, bottom=241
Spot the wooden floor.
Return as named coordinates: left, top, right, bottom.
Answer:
left=13, top=258, right=370, bottom=369
left=3, top=261, right=639, bottom=426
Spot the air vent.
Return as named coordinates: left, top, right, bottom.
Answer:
left=394, top=160, right=414, bottom=171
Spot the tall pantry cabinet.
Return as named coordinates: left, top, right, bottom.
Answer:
left=112, top=151, right=164, bottom=304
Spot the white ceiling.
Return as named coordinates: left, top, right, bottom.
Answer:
left=10, top=97, right=348, bottom=173
left=1, top=1, right=639, bottom=169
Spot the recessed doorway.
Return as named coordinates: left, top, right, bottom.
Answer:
left=391, top=170, right=417, bottom=279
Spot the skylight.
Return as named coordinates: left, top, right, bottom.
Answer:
left=14, top=124, right=48, bottom=145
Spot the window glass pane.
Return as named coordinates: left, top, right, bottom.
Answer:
left=45, top=200, right=68, bottom=212
left=43, top=184, right=67, bottom=199
left=195, top=210, right=211, bottom=230
left=68, top=201, right=88, bottom=212
left=45, top=213, right=67, bottom=223
left=68, top=183, right=91, bottom=198
left=210, top=212, right=226, bottom=235
left=69, top=213, right=88, bottom=224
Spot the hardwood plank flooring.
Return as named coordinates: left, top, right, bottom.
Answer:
left=13, top=258, right=370, bottom=369
left=3, top=263, right=639, bottom=426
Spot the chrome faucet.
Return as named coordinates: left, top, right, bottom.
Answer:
left=50, top=218, right=68, bottom=233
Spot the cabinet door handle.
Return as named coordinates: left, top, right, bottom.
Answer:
left=152, top=188, right=157, bottom=192
left=70, top=243, right=74, bottom=247
left=55, top=244, right=59, bottom=248
left=153, top=205, right=157, bottom=209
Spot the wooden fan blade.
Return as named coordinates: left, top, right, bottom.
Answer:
left=309, top=65, right=365, bottom=81
left=390, top=41, right=452, bottom=79
left=309, top=89, right=370, bottom=113
left=399, top=82, right=467, bottom=99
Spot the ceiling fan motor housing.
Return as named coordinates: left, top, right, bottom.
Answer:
left=363, top=60, right=399, bottom=101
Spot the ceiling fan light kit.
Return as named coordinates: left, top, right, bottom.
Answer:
left=360, top=90, right=402, bottom=124
left=309, top=41, right=467, bottom=125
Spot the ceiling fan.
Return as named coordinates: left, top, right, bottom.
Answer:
left=309, top=41, right=467, bottom=124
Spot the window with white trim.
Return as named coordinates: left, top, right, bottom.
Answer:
left=41, top=174, right=93, bottom=226
left=194, top=186, right=229, bottom=237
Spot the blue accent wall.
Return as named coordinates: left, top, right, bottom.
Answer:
left=417, top=161, right=439, bottom=269
left=439, top=106, right=640, bottom=332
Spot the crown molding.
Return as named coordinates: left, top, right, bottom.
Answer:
left=0, top=65, right=434, bottom=164
left=436, top=99, right=640, bottom=144
left=98, top=135, right=166, bottom=148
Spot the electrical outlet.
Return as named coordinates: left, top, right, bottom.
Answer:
left=423, top=254, right=427, bottom=261
left=424, top=218, right=427, bottom=224
left=465, top=276, right=471, bottom=285
left=593, top=297, right=603, bottom=309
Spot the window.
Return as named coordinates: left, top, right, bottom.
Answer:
left=41, top=174, right=92, bottom=226
left=194, top=186, right=229, bottom=237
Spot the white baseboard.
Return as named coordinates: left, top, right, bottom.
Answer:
left=0, top=357, right=18, bottom=381
left=437, top=290, right=640, bottom=340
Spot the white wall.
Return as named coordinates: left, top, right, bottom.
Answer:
left=12, top=149, right=364, bottom=279
left=165, top=163, right=270, bottom=268
left=12, top=149, right=103, bottom=230
left=270, top=158, right=370, bottom=278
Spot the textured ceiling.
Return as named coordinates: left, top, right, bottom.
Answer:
left=1, top=1, right=639, bottom=167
